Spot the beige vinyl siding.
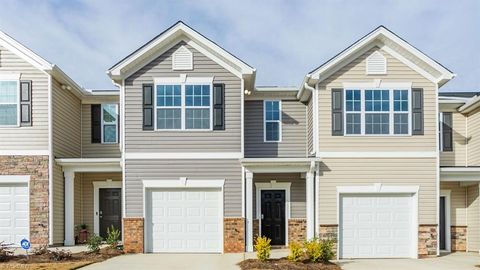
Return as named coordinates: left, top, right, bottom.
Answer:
left=124, top=159, right=242, bottom=217
left=467, top=184, right=480, bottom=251
left=245, top=100, right=307, bottom=157
left=318, top=157, right=437, bottom=225
left=74, top=173, right=82, bottom=230
left=0, top=45, right=49, bottom=150
left=81, top=104, right=121, bottom=158
left=307, top=98, right=314, bottom=155
left=252, top=173, right=306, bottom=218
left=467, top=108, right=480, bottom=166
left=52, top=163, right=64, bottom=244
left=440, top=112, right=467, bottom=167
left=124, top=41, right=241, bottom=153
left=440, top=182, right=466, bottom=226
left=52, top=78, right=81, bottom=157
left=318, top=47, right=437, bottom=152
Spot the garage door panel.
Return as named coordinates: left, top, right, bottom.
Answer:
left=0, top=184, right=28, bottom=246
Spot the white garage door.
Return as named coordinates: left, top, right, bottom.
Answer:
left=340, top=194, right=414, bottom=258
left=146, top=188, right=222, bottom=253
left=0, top=183, right=29, bottom=246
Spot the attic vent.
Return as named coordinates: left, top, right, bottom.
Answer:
left=172, top=45, right=193, bottom=70
left=366, top=51, right=387, bottom=75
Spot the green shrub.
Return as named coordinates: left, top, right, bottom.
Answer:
left=304, top=238, right=335, bottom=263
left=254, top=236, right=271, bottom=261
left=287, top=242, right=303, bottom=262
left=87, top=233, right=103, bottom=253
left=106, top=225, right=121, bottom=248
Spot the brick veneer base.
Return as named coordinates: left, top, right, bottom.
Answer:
left=288, top=219, right=306, bottom=244
left=224, top=217, right=245, bottom=253
left=418, top=225, right=438, bottom=257
left=451, top=226, right=467, bottom=252
left=319, top=225, right=338, bottom=254
left=0, top=155, right=49, bottom=245
left=123, top=218, right=144, bottom=253
left=253, top=219, right=259, bottom=246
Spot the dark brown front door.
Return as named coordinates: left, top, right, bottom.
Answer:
left=261, top=190, right=286, bottom=245
left=439, top=196, right=446, bottom=250
left=99, top=188, right=122, bottom=239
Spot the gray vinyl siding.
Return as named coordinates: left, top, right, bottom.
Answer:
left=52, top=163, right=64, bottom=244
left=0, top=45, right=49, bottom=150
left=124, top=159, right=242, bottom=217
left=81, top=104, right=121, bottom=158
left=307, top=98, right=314, bottom=155
left=252, top=173, right=306, bottom=218
left=467, top=184, right=480, bottom=251
left=124, top=41, right=241, bottom=153
left=245, top=100, right=307, bottom=157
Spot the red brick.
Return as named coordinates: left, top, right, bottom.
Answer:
left=123, top=218, right=144, bottom=253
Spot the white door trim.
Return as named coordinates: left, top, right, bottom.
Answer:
left=93, top=181, right=122, bottom=236
left=255, top=181, right=291, bottom=246
left=440, top=190, right=451, bottom=252
left=337, top=183, right=419, bottom=259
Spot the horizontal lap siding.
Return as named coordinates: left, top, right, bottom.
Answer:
left=124, top=159, right=242, bottom=217
left=245, top=100, right=307, bottom=157
left=307, top=99, right=314, bottom=154
left=467, top=184, right=479, bottom=251
left=252, top=173, right=306, bottom=218
left=440, top=182, right=466, bottom=226
left=52, top=163, right=64, bottom=244
left=0, top=45, right=48, bottom=150
left=124, top=41, right=241, bottom=152
left=81, top=104, right=121, bottom=158
left=318, top=47, right=437, bottom=152
left=318, top=158, right=437, bottom=225
left=440, top=113, right=467, bottom=166
left=467, top=108, right=480, bottom=166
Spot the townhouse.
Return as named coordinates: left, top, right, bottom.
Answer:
left=0, top=21, right=478, bottom=259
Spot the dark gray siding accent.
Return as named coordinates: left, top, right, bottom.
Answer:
left=331, top=88, right=343, bottom=136
left=124, top=159, right=242, bottom=217
left=124, top=41, right=241, bottom=152
left=245, top=100, right=307, bottom=158
left=412, top=88, right=424, bottom=135
left=252, top=173, right=306, bottom=218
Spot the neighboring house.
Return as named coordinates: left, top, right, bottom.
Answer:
left=1, top=21, right=479, bottom=260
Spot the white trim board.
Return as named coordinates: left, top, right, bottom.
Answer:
left=318, top=151, right=437, bottom=158
left=0, top=175, right=30, bottom=183
left=93, top=181, right=122, bottom=236
left=0, top=150, right=50, bottom=156
left=125, top=152, right=242, bottom=159
left=255, top=181, right=291, bottom=246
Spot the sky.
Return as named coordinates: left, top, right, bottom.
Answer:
left=0, top=0, right=478, bottom=92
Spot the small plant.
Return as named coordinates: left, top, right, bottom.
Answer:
left=0, top=242, right=13, bottom=262
left=106, top=225, right=121, bottom=248
left=77, top=223, right=88, bottom=230
left=49, top=249, right=72, bottom=261
left=304, top=238, right=335, bottom=263
left=254, top=236, right=271, bottom=262
left=32, top=244, right=49, bottom=255
left=287, top=241, right=303, bottom=262
left=87, top=233, right=103, bottom=253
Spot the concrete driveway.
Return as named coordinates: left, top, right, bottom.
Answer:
left=81, top=251, right=479, bottom=270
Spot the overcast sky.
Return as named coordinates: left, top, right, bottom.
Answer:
left=0, top=0, right=478, bottom=92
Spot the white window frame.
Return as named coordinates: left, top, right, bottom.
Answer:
left=0, top=79, right=20, bottom=127
left=344, top=87, right=412, bottom=136
left=154, top=77, right=213, bottom=131
left=263, top=100, right=282, bottom=142
left=100, top=103, right=118, bottom=144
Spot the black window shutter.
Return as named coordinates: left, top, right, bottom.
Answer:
left=213, top=83, right=225, bottom=130
left=91, top=104, right=101, bottom=143
left=331, top=88, right=343, bottom=136
left=143, top=84, right=154, bottom=130
left=412, top=88, right=424, bottom=135
left=442, top=112, right=453, bottom=151
left=20, top=80, right=32, bottom=126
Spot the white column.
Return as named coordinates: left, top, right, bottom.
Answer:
left=306, top=170, right=315, bottom=240
left=245, top=170, right=253, bottom=252
left=64, top=169, right=75, bottom=246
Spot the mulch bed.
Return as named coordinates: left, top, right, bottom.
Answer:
left=238, top=258, right=342, bottom=270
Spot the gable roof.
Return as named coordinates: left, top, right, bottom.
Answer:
left=107, top=21, right=256, bottom=85
left=298, top=26, right=456, bottom=100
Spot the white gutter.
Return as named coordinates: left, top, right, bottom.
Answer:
left=459, top=95, right=480, bottom=113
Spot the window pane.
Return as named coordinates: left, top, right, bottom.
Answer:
left=394, top=90, right=409, bottom=112
left=156, top=84, right=181, bottom=107
left=0, top=104, right=17, bottom=125
left=0, top=81, right=18, bottom=103
left=394, top=113, right=409, bottom=134
left=156, top=108, right=181, bottom=129
left=365, top=89, right=389, bottom=111
left=346, top=90, right=360, bottom=112
left=102, top=104, right=117, bottom=123
left=265, top=122, right=279, bottom=141
left=265, top=101, right=280, bottom=121
left=103, top=125, right=117, bottom=143
left=365, top=113, right=389, bottom=134
left=186, top=108, right=210, bottom=129
left=186, top=85, right=210, bottom=107
left=346, top=113, right=361, bottom=134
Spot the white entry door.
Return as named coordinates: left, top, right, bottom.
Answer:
left=0, top=183, right=29, bottom=246
left=340, top=194, right=414, bottom=258
left=146, top=188, right=223, bottom=253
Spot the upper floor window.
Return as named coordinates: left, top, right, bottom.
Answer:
left=264, top=100, right=281, bottom=142
left=439, top=112, right=453, bottom=152
left=101, top=104, right=118, bottom=143
left=0, top=80, right=19, bottom=126
left=344, top=88, right=411, bottom=136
